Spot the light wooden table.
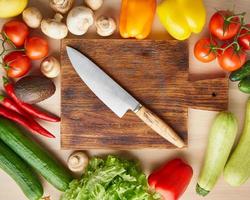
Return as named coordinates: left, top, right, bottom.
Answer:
left=0, top=0, right=250, bottom=199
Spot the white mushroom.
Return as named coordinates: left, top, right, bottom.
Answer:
left=41, top=13, right=68, bottom=40
left=40, top=56, right=61, bottom=78
left=95, top=16, right=116, bottom=37
left=22, top=7, right=43, bottom=28
left=67, top=151, right=89, bottom=173
left=67, top=6, right=94, bottom=36
left=50, top=0, right=74, bottom=14
left=85, top=0, right=103, bottom=10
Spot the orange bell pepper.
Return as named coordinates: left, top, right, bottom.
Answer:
left=119, top=0, right=156, bottom=39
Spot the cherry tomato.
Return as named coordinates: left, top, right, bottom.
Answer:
left=238, top=24, right=250, bottom=50
left=209, top=10, right=241, bottom=40
left=25, top=36, right=49, bottom=60
left=218, top=44, right=247, bottom=72
left=194, top=38, right=218, bottom=63
left=2, top=20, right=29, bottom=47
left=3, top=51, right=31, bottom=78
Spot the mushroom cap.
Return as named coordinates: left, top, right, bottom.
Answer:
left=40, top=56, right=61, bottom=78
left=85, top=0, right=103, bottom=10
left=41, top=14, right=68, bottom=40
left=66, top=6, right=94, bottom=36
left=22, top=7, right=42, bottom=28
left=96, top=16, right=116, bottom=37
left=50, top=0, right=75, bottom=14
left=67, top=151, right=89, bottom=172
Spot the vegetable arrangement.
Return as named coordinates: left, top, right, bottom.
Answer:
left=0, top=1, right=249, bottom=200
left=194, top=9, right=250, bottom=93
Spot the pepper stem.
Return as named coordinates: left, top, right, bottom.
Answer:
left=196, top=184, right=210, bottom=196
left=2, top=76, right=9, bottom=85
left=0, top=94, right=5, bottom=101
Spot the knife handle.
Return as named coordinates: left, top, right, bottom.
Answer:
left=135, top=105, right=185, bottom=148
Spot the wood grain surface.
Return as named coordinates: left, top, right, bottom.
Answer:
left=61, top=38, right=228, bottom=149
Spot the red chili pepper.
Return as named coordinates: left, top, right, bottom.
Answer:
left=0, top=105, right=55, bottom=138
left=3, top=77, right=60, bottom=122
left=0, top=95, right=55, bottom=138
left=148, top=158, right=193, bottom=200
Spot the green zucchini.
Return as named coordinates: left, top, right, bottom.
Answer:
left=0, top=118, right=73, bottom=191
left=224, top=98, right=250, bottom=186
left=239, top=76, right=250, bottom=94
left=196, top=112, right=238, bottom=196
left=230, top=60, right=250, bottom=82
left=0, top=140, right=43, bottom=200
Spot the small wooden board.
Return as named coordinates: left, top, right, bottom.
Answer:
left=61, top=39, right=228, bottom=149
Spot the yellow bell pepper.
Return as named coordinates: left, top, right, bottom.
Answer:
left=157, top=0, right=206, bottom=40
left=119, top=0, right=156, bottom=39
left=0, top=0, right=28, bottom=18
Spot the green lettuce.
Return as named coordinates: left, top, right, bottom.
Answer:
left=61, top=155, right=160, bottom=200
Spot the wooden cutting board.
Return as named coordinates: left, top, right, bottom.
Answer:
left=61, top=38, right=228, bottom=149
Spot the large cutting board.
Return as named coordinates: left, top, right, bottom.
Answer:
left=61, top=38, right=228, bottom=149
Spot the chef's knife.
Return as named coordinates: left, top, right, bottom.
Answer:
left=66, top=46, right=185, bottom=148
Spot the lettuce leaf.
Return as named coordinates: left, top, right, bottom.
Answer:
left=61, top=155, right=160, bottom=200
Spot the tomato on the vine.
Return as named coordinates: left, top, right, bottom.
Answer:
left=25, top=36, right=49, bottom=60
left=3, top=51, right=31, bottom=78
left=209, top=10, right=241, bottom=40
left=2, top=20, right=29, bottom=47
left=238, top=24, right=250, bottom=50
left=194, top=38, right=218, bottom=63
left=217, top=44, right=247, bottom=72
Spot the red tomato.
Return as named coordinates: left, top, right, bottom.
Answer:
left=218, top=44, right=247, bottom=72
left=25, top=36, right=49, bottom=60
left=238, top=24, right=250, bottom=50
left=3, top=51, right=31, bottom=78
left=194, top=38, right=218, bottom=63
left=209, top=10, right=241, bottom=40
left=3, top=20, right=29, bottom=47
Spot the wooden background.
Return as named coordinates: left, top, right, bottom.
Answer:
left=0, top=0, right=250, bottom=200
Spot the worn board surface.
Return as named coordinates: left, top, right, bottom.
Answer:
left=61, top=39, right=228, bottom=149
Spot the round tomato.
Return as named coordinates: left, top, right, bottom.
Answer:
left=218, top=44, right=247, bottom=72
left=2, top=20, right=29, bottom=47
left=238, top=24, right=250, bottom=50
left=25, top=36, right=49, bottom=60
left=209, top=10, right=241, bottom=40
left=3, top=51, right=31, bottom=78
left=194, top=38, right=218, bottom=63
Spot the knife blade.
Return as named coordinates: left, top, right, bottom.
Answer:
left=66, top=46, right=185, bottom=148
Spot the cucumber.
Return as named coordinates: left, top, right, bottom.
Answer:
left=239, top=76, right=250, bottom=94
left=0, top=118, right=73, bottom=191
left=196, top=112, right=238, bottom=196
left=224, top=98, right=250, bottom=186
left=230, top=60, right=250, bottom=82
left=0, top=140, right=43, bottom=200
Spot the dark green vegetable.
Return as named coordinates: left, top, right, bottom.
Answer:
left=0, top=118, right=73, bottom=191
left=0, top=140, right=43, bottom=200
left=14, top=76, right=56, bottom=104
left=230, top=60, right=250, bottom=82
left=239, top=76, right=250, bottom=94
left=61, top=155, right=160, bottom=200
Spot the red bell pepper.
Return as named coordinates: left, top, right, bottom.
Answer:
left=148, top=158, right=193, bottom=200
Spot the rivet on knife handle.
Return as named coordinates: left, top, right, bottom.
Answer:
left=135, top=105, right=185, bottom=148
